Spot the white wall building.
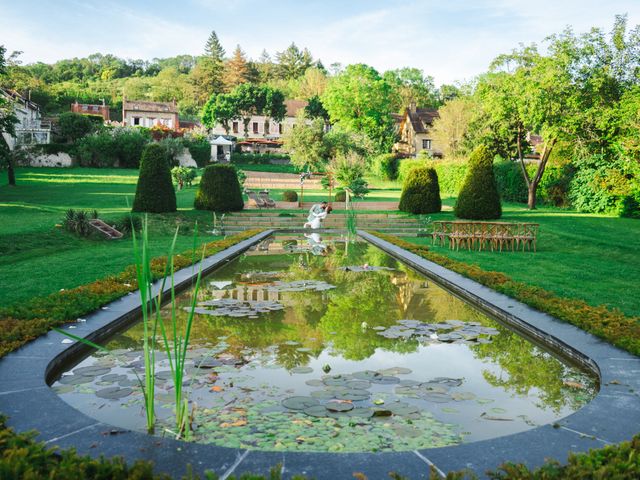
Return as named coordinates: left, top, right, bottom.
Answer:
left=1, top=89, right=50, bottom=150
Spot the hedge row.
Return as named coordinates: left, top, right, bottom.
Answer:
left=397, top=159, right=571, bottom=206
left=0, top=230, right=262, bottom=358
left=231, top=153, right=290, bottom=165
left=2, top=413, right=639, bottom=479
left=370, top=232, right=640, bottom=357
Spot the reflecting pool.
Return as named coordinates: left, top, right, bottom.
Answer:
left=53, top=234, right=597, bottom=452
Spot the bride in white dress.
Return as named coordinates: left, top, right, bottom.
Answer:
left=309, top=205, right=332, bottom=229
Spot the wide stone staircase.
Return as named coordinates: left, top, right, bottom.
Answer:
left=221, top=212, right=424, bottom=236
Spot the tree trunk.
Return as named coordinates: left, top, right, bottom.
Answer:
left=527, top=182, right=537, bottom=210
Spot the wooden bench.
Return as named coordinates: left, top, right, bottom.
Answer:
left=432, top=221, right=539, bottom=252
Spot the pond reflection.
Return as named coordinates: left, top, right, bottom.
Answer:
left=53, top=234, right=597, bottom=452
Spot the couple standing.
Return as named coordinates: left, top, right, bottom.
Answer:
left=304, top=201, right=332, bottom=229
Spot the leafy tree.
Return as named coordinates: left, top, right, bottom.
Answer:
left=256, top=49, right=276, bottom=83
left=305, top=95, right=329, bottom=122
left=190, top=57, right=224, bottom=105
left=454, top=144, right=502, bottom=220
left=57, top=112, right=95, bottom=143
left=276, top=43, right=314, bottom=80
left=383, top=67, right=437, bottom=112
left=430, top=97, right=477, bottom=159
left=329, top=152, right=370, bottom=199
left=0, top=45, right=19, bottom=186
left=322, top=64, right=395, bottom=153
left=202, top=92, right=238, bottom=134
left=295, top=67, right=328, bottom=99
left=194, top=164, right=244, bottom=211
left=437, top=84, right=461, bottom=104
left=223, top=45, right=250, bottom=91
left=132, top=143, right=177, bottom=213
left=283, top=113, right=327, bottom=171
left=204, top=30, right=225, bottom=61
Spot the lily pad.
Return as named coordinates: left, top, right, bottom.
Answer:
left=290, top=366, right=313, bottom=374
left=58, top=375, right=94, bottom=385
left=378, top=367, right=412, bottom=375
left=73, top=366, right=111, bottom=376
left=451, top=392, right=476, bottom=401
left=305, top=379, right=325, bottom=387
left=422, top=392, right=452, bottom=403
left=281, top=396, right=319, bottom=411
left=95, top=386, right=133, bottom=399
left=334, top=389, right=370, bottom=401
left=303, top=405, right=329, bottom=417
left=326, top=401, right=354, bottom=412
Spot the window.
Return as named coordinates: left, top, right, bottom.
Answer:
left=232, top=121, right=239, bottom=134
left=252, top=122, right=259, bottom=134
left=133, top=117, right=140, bottom=126
left=278, top=124, right=284, bottom=134
left=422, top=139, right=432, bottom=150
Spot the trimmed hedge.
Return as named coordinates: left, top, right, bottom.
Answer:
left=372, top=153, right=399, bottom=180
left=0, top=230, right=262, bottom=358
left=398, top=166, right=442, bottom=214
left=454, top=145, right=502, bottom=220
left=282, top=190, right=298, bottom=202
left=335, top=190, right=347, bottom=202
left=370, top=232, right=640, bottom=357
left=231, top=153, right=290, bottom=165
left=194, top=164, right=244, bottom=212
left=186, top=139, right=211, bottom=168
left=132, top=144, right=177, bottom=213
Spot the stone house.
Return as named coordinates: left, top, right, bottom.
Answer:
left=122, top=98, right=179, bottom=129
left=1, top=88, right=50, bottom=150
left=394, top=102, right=442, bottom=158
left=71, top=100, right=110, bottom=121
left=210, top=99, right=308, bottom=140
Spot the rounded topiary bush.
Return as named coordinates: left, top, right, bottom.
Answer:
left=282, top=190, right=298, bottom=202
left=398, top=166, right=442, bottom=214
left=132, top=143, right=176, bottom=213
left=454, top=145, right=502, bottom=220
left=335, top=190, right=347, bottom=202
left=194, top=164, right=244, bottom=211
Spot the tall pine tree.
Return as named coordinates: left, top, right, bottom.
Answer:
left=223, top=45, right=250, bottom=91
left=204, top=30, right=225, bottom=61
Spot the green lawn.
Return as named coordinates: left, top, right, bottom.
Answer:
left=0, top=168, right=218, bottom=306
left=402, top=198, right=640, bottom=318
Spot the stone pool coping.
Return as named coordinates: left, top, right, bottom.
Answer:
left=1, top=229, right=638, bottom=479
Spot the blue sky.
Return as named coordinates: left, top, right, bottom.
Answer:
left=1, top=0, right=640, bottom=85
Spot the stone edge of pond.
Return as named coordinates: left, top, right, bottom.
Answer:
left=0, top=229, right=637, bottom=480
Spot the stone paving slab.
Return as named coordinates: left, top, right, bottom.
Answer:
left=0, top=229, right=638, bottom=479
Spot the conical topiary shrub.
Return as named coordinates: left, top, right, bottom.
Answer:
left=194, top=164, right=244, bottom=211
left=398, top=166, right=442, bottom=214
left=454, top=144, right=502, bottom=219
left=132, top=143, right=177, bottom=213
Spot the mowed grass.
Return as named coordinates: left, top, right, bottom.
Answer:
left=402, top=198, right=640, bottom=318
left=0, top=168, right=216, bottom=306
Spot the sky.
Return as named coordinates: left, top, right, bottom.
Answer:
left=1, top=0, right=640, bottom=85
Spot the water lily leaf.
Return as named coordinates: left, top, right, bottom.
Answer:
left=310, top=390, right=335, bottom=399
left=73, top=366, right=111, bottom=376
left=52, top=384, right=74, bottom=394
left=429, top=377, right=463, bottom=387
left=326, top=401, right=354, bottom=412
left=490, top=407, right=507, bottom=414
left=481, top=412, right=513, bottom=421
left=96, top=386, right=133, bottom=399
left=58, top=375, right=94, bottom=385
left=422, top=392, right=452, bottom=403
left=281, top=396, right=319, bottom=411
left=441, top=407, right=459, bottom=414
left=451, top=392, right=476, bottom=401
left=335, top=389, right=370, bottom=401
left=378, top=367, right=412, bottom=375
left=101, top=374, right=127, bottom=383
left=305, top=379, right=325, bottom=387
left=302, top=405, right=329, bottom=417
left=290, top=366, right=313, bottom=374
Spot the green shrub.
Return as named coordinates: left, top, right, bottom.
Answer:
left=132, top=144, right=177, bottom=213
left=62, top=209, right=98, bottom=237
left=537, top=164, right=574, bottom=207
left=112, top=128, right=150, bottom=168
left=426, top=161, right=468, bottom=196
left=57, top=112, right=95, bottom=143
left=171, top=166, right=197, bottom=189
left=372, top=153, right=399, bottom=180
left=619, top=193, right=640, bottom=218
left=398, top=158, right=427, bottom=182
left=194, top=164, right=244, bottom=211
left=74, top=133, right=117, bottom=167
left=399, top=166, right=442, bottom=214
left=335, top=190, right=346, bottom=202
left=113, top=214, right=142, bottom=235
left=185, top=139, right=211, bottom=168
left=494, top=160, right=528, bottom=203
left=454, top=145, right=502, bottom=220
left=282, top=190, right=298, bottom=202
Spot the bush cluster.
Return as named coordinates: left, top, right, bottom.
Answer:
left=194, top=164, right=244, bottom=212
left=398, top=166, right=442, bottom=214
left=74, top=128, right=151, bottom=168
left=62, top=208, right=99, bottom=237
left=185, top=139, right=211, bottom=168
left=132, top=144, right=177, bottom=213
left=335, top=190, right=347, bottom=202
left=372, top=153, right=399, bottom=180
left=231, top=152, right=290, bottom=165
left=282, top=190, right=298, bottom=202
left=454, top=145, right=502, bottom=220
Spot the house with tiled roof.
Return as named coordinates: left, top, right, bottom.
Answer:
left=1, top=88, right=51, bottom=149
left=394, top=102, right=442, bottom=158
left=210, top=99, right=308, bottom=140
left=122, top=98, right=179, bottom=129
